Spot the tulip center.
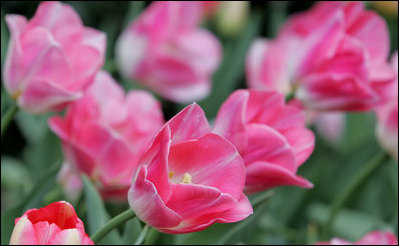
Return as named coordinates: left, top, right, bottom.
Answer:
left=168, top=171, right=192, bottom=184
left=181, top=173, right=192, bottom=184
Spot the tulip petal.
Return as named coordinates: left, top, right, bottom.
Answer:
left=243, top=124, right=296, bottom=172
left=166, top=104, right=211, bottom=145
left=10, top=217, right=37, bottom=245
left=213, top=90, right=248, bottom=152
left=128, top=166, right=182, bottom=229
left=168, top=133, right=245, bottom=199
left=245, top=161, right=313, bottom=193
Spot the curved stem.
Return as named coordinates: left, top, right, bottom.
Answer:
left=1, top=103, right=19, bottom=137
left=144, top=227, right=160, bottom=245
left=323, top=152, right=390, bottom=238
left=91, top=209, right=136, bottom=244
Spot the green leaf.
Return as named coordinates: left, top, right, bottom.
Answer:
left=82, top=175, right=123, bottom=245
left=1, top=161, right=61, bottom=244
left=15, top=111, right=52, bottom=144
left=1, top=9, right=9, bottom=68
left=307, top=202, right=392, bottom=241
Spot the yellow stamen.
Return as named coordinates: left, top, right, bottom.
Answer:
left=11, top=90, right=22, bottom=100
left=180, top=173, right=192, bottom=184
left=169, top=171, right=174, bottom=179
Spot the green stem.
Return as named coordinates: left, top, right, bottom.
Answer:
left=134, top=224, right=149, bottom=245
left=1, top=103, right=18, bottom=137
left=323, top=152, right=390, bottom=238
left=143, top=227, right=160, bottom=245
left=91, top=209, right=136, bottom=244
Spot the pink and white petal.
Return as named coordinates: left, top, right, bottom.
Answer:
left=296, top=73, right=378, bottom=111
left=3, top=14, right=27, bottom=94
left=347, top=11, right=390, bottom=63
left=138, top=126, right=173, bottom=202
left=243, top=124, right=296, bottom=172
left=82, top=27, right=106, bottom=55
left=128, top=167, right=182, bottom=229
left=10, top=217, right=37, bottom=245
left=168, top=133, right=245, bottom=199
left=28, top=1, right=84, bottom=52
left=246, top=90, right=285, bottom=125
left=213, top=90, right=248, bottom=152
left=294, top=11, right=345, bottom=77
left=314, top=112, right=346, bottom=145
left=166, top=104, right=211, bottom=145
left=280, top=127, right=315, bottom=167
left=48, top=229, right=93, bottom=245
left=162, top=193, right=252, bottom=234
left=174, top=29, right=222, bottom=73
left=244, top=161, right=313, bottom=194
left=18, top=79, right=80, bottom=114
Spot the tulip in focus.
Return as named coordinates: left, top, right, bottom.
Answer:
left=213, top=90, right=315, bottom=194
left=49, top=71, right=164, bottom=200
left=3, top=1, right=106, bottom=114
left=128, top=104, right=252, bottom=233
left=316, top=230, right=398, bottom=245
left=246, top=2, right=396, bottom=111
left=115, top=1, right=222, bottom=103
left=10, top=201, right=93, bottom=245
left=376, top=51, right=398, bottom=161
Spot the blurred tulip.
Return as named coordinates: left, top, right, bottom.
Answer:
left=376, top=51, right=398, bottom=161
left=115, top=1, right=222, bottom=103
left=49, top=71, right=164, bottom=200
left=3, top=1, right=106, bottom=113
left=10, top=201, right=93, bottom=245
left=316, top=230, right=398, bottom=245
left=213, top=90, right=315, bottom=194
left=128, top=104, right=252, bottom=234
left=215, top=1, right=249, bottom=37
left=247, top=2, right=396, bottom=111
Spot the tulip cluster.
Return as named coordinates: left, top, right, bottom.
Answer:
left=2, top=1, right=398, bottom=245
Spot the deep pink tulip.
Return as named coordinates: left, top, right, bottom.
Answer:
left=49, top=71, right=164, bottom=200
left=128, top=104, right=252, bottom=234
left=3, top=1, right=106, bottom=113
left=316, top=230, right=398, bottom=245
left=213, top=89, right=315, bottom=194
left=246, top=2, right=396, bottom=111
left=115, top=1, right=222, bottom=103
left=376, top=51, right=398, bottom=161
left=10, top=201, right=93, bottom=245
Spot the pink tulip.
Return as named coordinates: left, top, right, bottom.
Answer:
left=213, top=89, right=315, bottom=194
left=115, top=1, right=222, bottom=103
left=3, top=1, right=106, bottom=114
left=10, top=201, right=93, bottom=245
left=376, top=51, right=398, bottom=161
left=246, top=2, right=396, bottom=111
left=315, top=230, right=398, bottom=245
left=49, top=71, right=164, bottom=200
left=128, top=104, right=252, bottom=234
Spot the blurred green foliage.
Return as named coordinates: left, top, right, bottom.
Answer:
left=1, top=1, right=398, bottom=245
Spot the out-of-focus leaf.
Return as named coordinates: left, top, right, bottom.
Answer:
left=307, top=203, right=392, bottom=241
left=124, top=1, right=146, bottom=25
left=15, top=111, right=51, bottom=144
left=1, top=9, right=8, bottom=68
left=123, top=217, right=143, bottom=244
left=82, top=175, right=123, bottom=245
left=1, top=156, right=31, bottom=190
left=1, top=161, right=60, bottom=244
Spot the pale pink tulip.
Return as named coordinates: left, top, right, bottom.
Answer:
left=128, top=104, right=252, bottom=234
left=376, top=51, right=398, bottom=161
left=3, top=1, right=106, bottom=113
left=115, top=1, right=222, bottom=103
left=316, top=230, right=398, bottom=245
left=246, top=2, right=396, bottom=111
left=213, top=90, right=315, bottom=194
left=10, top=201, right=93, bottom=245
left=49, top=71, right=164, bottom=200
